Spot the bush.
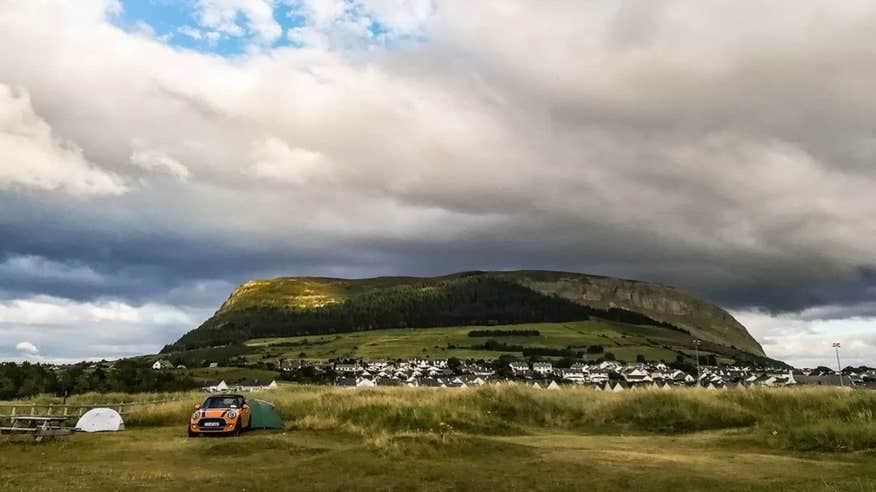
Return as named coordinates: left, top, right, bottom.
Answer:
left=777, top=419, right=876, bottom=452
left=600, top=392, right=756, bottom=433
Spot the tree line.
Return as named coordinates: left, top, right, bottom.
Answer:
left=0, top=361, right=198, bottom=400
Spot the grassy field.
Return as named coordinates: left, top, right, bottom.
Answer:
left=1, top=385, right=873, bottom=491
left=242, top=320, right=736, bottom=363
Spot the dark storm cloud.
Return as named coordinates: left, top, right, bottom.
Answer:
left=5, top=185, right=869, bottom=317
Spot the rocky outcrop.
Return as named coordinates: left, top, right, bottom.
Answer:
left=503, top=272, right=764, bottom=356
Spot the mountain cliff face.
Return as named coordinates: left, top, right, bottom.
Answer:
left=167, top=270, right=764, bottom=356
left=497, top=271, right=764, bottom=356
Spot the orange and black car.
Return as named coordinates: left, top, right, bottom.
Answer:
left=188, top=394, right=251, bottom=437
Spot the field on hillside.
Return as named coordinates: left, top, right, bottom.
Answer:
left=1, top=385, right=874, bottom=491
left=242, top=321, right=736, bottom=363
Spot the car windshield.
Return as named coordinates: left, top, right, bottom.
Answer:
left=202, top=396, right=242, bottom=409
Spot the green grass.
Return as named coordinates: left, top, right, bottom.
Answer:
left=1, top=386, right=874, bottom=491
left=601, top=391, right=757, bottom=433
left=243, top=320, right=729, bottom=363
left=1, top=428, right=873, bottom=492
left=13, top=385, right=873, bottom=453
left=84, top=385, right=876, bottom=451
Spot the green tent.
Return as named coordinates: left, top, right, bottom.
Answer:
left=248, top=399, right=283, bottom=429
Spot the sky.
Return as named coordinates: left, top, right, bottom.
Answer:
left=0, top=0, right=874, bottom=368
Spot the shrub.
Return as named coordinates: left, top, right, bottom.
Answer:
left=599, top=392, right=756, bottom=433
left=777, top=419, right=876, bottom=452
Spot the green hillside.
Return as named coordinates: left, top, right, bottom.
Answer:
left=238, top=321, right=776, bottom=366
left=164, top=271, right=765, bottom=358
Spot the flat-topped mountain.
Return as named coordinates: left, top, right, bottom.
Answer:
left=165, top=270, right=764, bottom=357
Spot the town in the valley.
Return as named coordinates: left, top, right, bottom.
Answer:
left=181, top=357, right=876, bottom=393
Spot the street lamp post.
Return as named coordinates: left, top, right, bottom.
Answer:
left=833, top=342, right=843, bottom=387
left=693, top=339, right=702, bottom=387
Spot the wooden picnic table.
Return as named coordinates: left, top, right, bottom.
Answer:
left=0, top=415, right=74, bottom=441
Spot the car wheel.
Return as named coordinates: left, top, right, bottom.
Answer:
left=188, top=428, right=198, bottom=438
left=232, top=421, right=241, bottom=437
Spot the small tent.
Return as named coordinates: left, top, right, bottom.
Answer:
left=248, top=399, right=283, bottom=429
left=76, top=408, right=125, bottom=432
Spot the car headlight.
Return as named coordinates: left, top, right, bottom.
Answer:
left=192, top=411, right=201, bottom=420
left=226, top=410, right=237, bottom=419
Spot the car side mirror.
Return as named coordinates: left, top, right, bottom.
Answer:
left=194, top=403, right=201, bottom=410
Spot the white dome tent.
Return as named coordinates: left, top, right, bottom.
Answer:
left=75, top=408, right=125, bottom=432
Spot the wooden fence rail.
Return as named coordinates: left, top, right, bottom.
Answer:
left=0, top=399, right=187, bottom=421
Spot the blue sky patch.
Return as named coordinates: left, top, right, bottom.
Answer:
left=110, top=0, right=426, bottom=55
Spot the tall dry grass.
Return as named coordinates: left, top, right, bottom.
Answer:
left=51, top=384, right=876, bottom=452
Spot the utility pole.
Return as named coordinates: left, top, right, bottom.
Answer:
left=833, top=342, right=843, bottom=387
left=693, top=339, right=701, bottom=387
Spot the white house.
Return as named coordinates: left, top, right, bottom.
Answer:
left=202, top=380, right=228, bottom=392
left=235, top=379, right=279, bottom=392
left=623, top=368, right=652, bottom=384
left=509, top=362, right=529, bottom=374
left=355, top=378, right=376, bottom=388
left=589, top=372, right=610, bottom=384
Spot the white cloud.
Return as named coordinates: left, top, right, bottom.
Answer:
left=194, top=0, right=282, bottom=44
left=0, top=84, right=126, bottom=196
left=0, top=296, right=193, bottom=325
left=106, top=0, right=123, bottom=16
left=360, top=0, right=434, bottom=33
left=0, top=255, right=104, bottom=284
left=0, top=295, right=205, bottom=361
left=733, top=309, right=876, bottom=367
left=1, top=0, right=874, bottom=260
left=130, top=149, right=192, bottom=180
left=15, top=341, right=39, bottom=355
left=286, top=0, right=434, bottom=48
left=178, top=26, right=204, bottom=41
left=248, top=137, right=330, bottom=185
